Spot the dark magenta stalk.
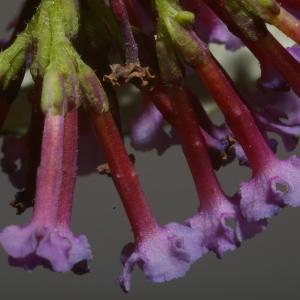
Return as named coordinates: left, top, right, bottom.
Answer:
left=196, top=55, right=274, bottom=174
left=31, top=112, right=64, bottom=225
left=168, top=85, right=224, bottom=209
left=150, top=84, right=218, bottom=135
left=56, top=108, right=78, bottom=228
left=91, top=111, right=158, bottom=240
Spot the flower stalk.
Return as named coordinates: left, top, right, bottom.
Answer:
left=91, top=110, right=158, bottom=240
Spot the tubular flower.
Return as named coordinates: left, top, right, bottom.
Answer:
left=0, top=0, right=299, bottom=292
left=90, top=89, right=203, bottom=291
left=0, top=109, right=92, bottom=273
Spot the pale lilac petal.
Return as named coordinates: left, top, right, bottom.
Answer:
left=185, top=195, right=267, bottom=257
left=240, top=175, right=284, bottom=221
left=36, top=230, right=92, bottom=274
left=240, top=156, right=300, bottom=221
left=0, top=223, right=92, bottom=273
left=130, top=102, right=173, bottom=154
left=0, top=224, right=39, bottom=258
left=185, top=210, right=238, bottom=258
left=119, top=224, right=204, bottom=292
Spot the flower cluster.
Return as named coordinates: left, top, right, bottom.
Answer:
left=0, top=0, right=300, bottom=292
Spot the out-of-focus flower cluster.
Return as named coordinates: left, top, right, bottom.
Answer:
left=0, top=0, right=300, bottom=292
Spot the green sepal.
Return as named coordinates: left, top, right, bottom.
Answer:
left=0, top=33, right=29, bottom=90
left=175, top=11, right=195, bottom=26
left=30, top=0, right=80, bottom=79
left=77, top=64, right=110, bottom=113
left=59, top=0, right=79, bottom=38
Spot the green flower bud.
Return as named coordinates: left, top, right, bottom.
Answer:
left=175, top=11, right=195, bottom=26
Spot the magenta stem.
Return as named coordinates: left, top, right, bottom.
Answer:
left=196, top=56, right=275, bottom=174
left=32, top=112, right=64, bottom=225
left=56, top=108, right=78, bottom=228
left=91, top=111, right=158, bottom=241
left=168, top=85, right=224, bottom=209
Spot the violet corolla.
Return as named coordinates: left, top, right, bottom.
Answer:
left=0, top=109, right=92, bottom=273
left=90, top=81, right=203, bottom=291
left=0, top=0, right=300, bottom=293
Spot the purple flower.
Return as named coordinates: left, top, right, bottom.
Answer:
left=152, top=85, right=267, bottom=260
left=240, top=156, right=300, bottom=221
left=1, top=223, right=91, bottom=274
left=185, top=194, right=267, bottom=258
left=0, top=111, right=92, bottom=273
left=130, top=92, right=173, bottom=154
left=256, top=113, right=300, bottom=152
left=119, top=223, right=204, bottom=292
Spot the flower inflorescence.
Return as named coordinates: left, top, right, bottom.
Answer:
left=0, top=0, right=300, bottom=292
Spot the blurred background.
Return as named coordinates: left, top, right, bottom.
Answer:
left=0, top=1, right=299, bottom=299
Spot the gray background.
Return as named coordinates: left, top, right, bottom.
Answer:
left=0, top=1, right=300, bottom=299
